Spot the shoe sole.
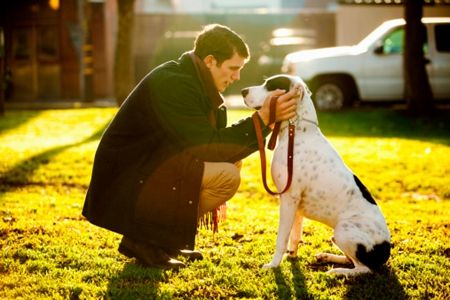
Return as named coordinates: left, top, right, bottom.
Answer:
left=118, top=243, right=185, bottom=270
left=118, top=243, right=136, bottom=259
left=179, top=251, right=204, bottom=261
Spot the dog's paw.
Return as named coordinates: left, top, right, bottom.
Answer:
left=315, top=253, right=330, bottom=262
left=286, top=250, right=298, bottom=259
left=325, top=268, right=343, bottom=276
left=326, top=266, right=371, bottom=277
left=262, top=262, right=279, bottom=269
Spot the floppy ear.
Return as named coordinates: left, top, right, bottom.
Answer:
left=291, top=83, right=304, bottom=102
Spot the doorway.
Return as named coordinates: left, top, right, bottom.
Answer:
left=11, top=24, right=60, bottom=101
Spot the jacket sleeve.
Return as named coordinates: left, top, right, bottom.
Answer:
left=148, top=72, right=271, bottom=163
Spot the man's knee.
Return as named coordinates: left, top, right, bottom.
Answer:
left=220, top=162, right=241, bottom=195
left=202, top=162, right=241, bottom=197
left=199, top=162, right=241, bottom=215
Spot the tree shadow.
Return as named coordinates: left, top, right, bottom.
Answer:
left=0, top=110, right=42, bottom=134
left=343, top=266, right=408, bottom=300
left=106, top=262, right=170, bottom=299
left=0, top=121, right=109, bottom=194
left=318, top=108, right=450, bottom=146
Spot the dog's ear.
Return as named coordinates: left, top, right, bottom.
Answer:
left=298, top=86, right=304, bottom=101
left=266, top=76, right=291, bottom=92
left=291, top=83, right=304, bottom=102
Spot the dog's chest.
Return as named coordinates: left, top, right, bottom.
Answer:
left=271, top=128, right=358, bottom=227
left=271, top=128, right=341, bottom=183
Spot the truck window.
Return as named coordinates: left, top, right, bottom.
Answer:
left=435, top=24, right=450, bottom=52
left=383, top=28, right=403, bottom=54
left=382, top=26, right=429, bottom=55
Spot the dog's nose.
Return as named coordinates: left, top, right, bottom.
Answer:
left=241, top=88, right=249, bottom=97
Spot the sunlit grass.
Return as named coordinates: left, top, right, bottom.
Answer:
left=1, top=108, right=449, bottom=299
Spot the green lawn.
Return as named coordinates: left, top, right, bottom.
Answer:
left=1, top=108, right=449, bottom=299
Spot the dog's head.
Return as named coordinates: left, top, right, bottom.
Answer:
left=241, top=75, right=303, bottom=110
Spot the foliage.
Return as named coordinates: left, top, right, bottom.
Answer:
left=1, top=108, right=449, bottom=299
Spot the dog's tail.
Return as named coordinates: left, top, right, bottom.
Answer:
left=356, top=241, right=391, bottom=270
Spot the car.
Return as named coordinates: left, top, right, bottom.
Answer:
left=257, top=27, right=317, bottom=78
left=282, top=17, right=450, bottom=110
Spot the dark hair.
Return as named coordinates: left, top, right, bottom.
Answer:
left=193, top=24, right=250, bottom=65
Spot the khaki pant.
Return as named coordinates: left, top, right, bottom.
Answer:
left=198, top=161, right=242, bottom=216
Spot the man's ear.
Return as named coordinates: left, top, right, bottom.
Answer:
left=203, top=55, right=216, bottom=68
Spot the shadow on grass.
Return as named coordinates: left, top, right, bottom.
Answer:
left=272, top=258, right=312, bottom=300
left=290, top=259, right=312, bottom=300
left=318, top=109, right=450, bottom=146
left=0, top=110, right=42, bottom=133
left=343, top=266, right=408, bottom=300
left=273, top=268, right=292, bottom=299
left=0, top=121, right=109, bottom=194
left=273, top=258, right=407, bottom=300
left=106, top=263, right=170, bottom=299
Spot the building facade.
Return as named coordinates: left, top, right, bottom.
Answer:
left=1, top=0, right=447, bottom=103
left=0, top=0, right=115, bottom=103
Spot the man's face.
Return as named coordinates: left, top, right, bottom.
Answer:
left=204, top=53, right=247, bottom=92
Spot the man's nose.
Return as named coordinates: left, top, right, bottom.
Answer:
left=241, top=88, right=249, bottom=97
left=232, top=71, right=240, bottom=81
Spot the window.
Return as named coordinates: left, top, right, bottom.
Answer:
left=382, top=25, right=429, bottom=55
left=37, top=26, right=59, bottom=61
left=13, top=28, right=31, bottom=60
left=435, top=24, right=450, bottom=52
left=382, top=28, right=403, bottom=54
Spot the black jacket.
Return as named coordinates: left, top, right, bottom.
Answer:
left=82, top=53, right=270, bottom=250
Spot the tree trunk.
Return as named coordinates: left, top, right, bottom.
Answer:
left=0, top=60, right=4, bottom=116
left=404, top=0, right=434, bottom=115
left=114, top=0, right=135, bottom=106
left=0, top=27, right=4, bottom=116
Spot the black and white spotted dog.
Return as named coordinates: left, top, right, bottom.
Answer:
left=242, top=75, right=391, bottom=276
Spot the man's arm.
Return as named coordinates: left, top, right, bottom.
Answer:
left=150, top=75, right=268, bottom=162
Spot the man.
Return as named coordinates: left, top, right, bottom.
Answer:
left=83, top=24, right=298, bottom=269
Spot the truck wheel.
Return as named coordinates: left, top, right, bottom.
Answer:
left=312, top=77, right=353, bottom=110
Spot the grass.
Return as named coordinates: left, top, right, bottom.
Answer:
left=1, top=107, right=449, bottom=299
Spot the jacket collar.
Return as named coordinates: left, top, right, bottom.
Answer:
left=178, top=51, right=224, bottom=110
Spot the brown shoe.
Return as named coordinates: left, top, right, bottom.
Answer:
left=118, top=236, right=186, bottom=270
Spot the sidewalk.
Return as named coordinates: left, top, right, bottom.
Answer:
left=4, top=98, right=117, bottom=110
left=4, top=95, right=249, bottom=110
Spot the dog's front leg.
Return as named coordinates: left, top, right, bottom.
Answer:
left=263, top=195, right=298, bottom=269
left=288, top=210, right=303, bottom=258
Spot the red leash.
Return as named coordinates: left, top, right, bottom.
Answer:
left=252, top=97, right=295, bottom=195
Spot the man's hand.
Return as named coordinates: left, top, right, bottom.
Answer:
left=257, top=84, right=302, bottom=126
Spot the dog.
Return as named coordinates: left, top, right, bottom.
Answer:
left=241, top=75, right=391, bottom=276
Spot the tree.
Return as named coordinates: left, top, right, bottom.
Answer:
left=403, top=0, right=434, bottom=115
left=0, top=26, right=4, bottom=116
left=114, top=0, right=135, bottom=106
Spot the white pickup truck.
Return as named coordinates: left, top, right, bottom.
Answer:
left=282, top=17, right=450, bottom=110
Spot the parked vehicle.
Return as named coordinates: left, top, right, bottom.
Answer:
left=257, top=27, right=317, bottom=78
left=282, top=17, right=450, bottom=110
